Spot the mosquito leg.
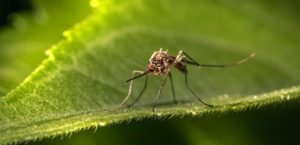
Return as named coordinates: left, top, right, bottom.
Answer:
left=117, top=70, right=145, bottom=109
left=127, top=75, right=148, bottom=107
left=168, top=73, right=177, bottom=103
left=180, top=50, right=200, bottom=65
left=153, top=74, right=169, bottom=112
left=181, top=50, right=255, bottom=68
left=184, top=72, right=213, bottom=107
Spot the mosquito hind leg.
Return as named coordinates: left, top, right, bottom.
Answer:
left=178, top=50, right=202, bottom=65
left=180, top=50, right=256, bottom=68
left=184, top=72, right=213, bottom=107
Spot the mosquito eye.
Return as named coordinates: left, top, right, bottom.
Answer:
left=147, top=64, right=155, bottom=71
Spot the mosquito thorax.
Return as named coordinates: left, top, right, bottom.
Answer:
left=147, top=49, right=176, bottom=75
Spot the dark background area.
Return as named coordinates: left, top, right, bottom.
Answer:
left=0, top=0, right=32, bottom=27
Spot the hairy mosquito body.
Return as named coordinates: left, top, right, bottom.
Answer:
left=118, top=49, right=255, bottom=112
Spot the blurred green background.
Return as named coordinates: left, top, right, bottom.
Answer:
left=0, top=0, right=91, bottom=96
left=1, top=0, right=300, bottom=145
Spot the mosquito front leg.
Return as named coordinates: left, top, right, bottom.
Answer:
left=117, top=70, right=145, bottom=109
left=184, top=72, right=213, bottom=107
left=168, top=73, right=177, bottom=103
left=153, top=74, right=169, bottom=112
left=127, top=75, right=149, bottom=107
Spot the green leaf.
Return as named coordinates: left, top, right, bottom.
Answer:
left=1, top=0, right=300, bottom=144
left=0, top=0, right=91, bottom=95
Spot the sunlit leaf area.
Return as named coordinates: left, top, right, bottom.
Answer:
left=0, top=0, right=300, bottom=145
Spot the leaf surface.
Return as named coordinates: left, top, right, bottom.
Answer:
left=1, top=0, right=300, bottom=144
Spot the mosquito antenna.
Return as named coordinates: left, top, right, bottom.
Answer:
left=126, top=71, right=149, bottom=82
left=186, top=53, right=256, bottom=68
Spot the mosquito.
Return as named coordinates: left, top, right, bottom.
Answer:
left=118, top=49, right=256, bottom=112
